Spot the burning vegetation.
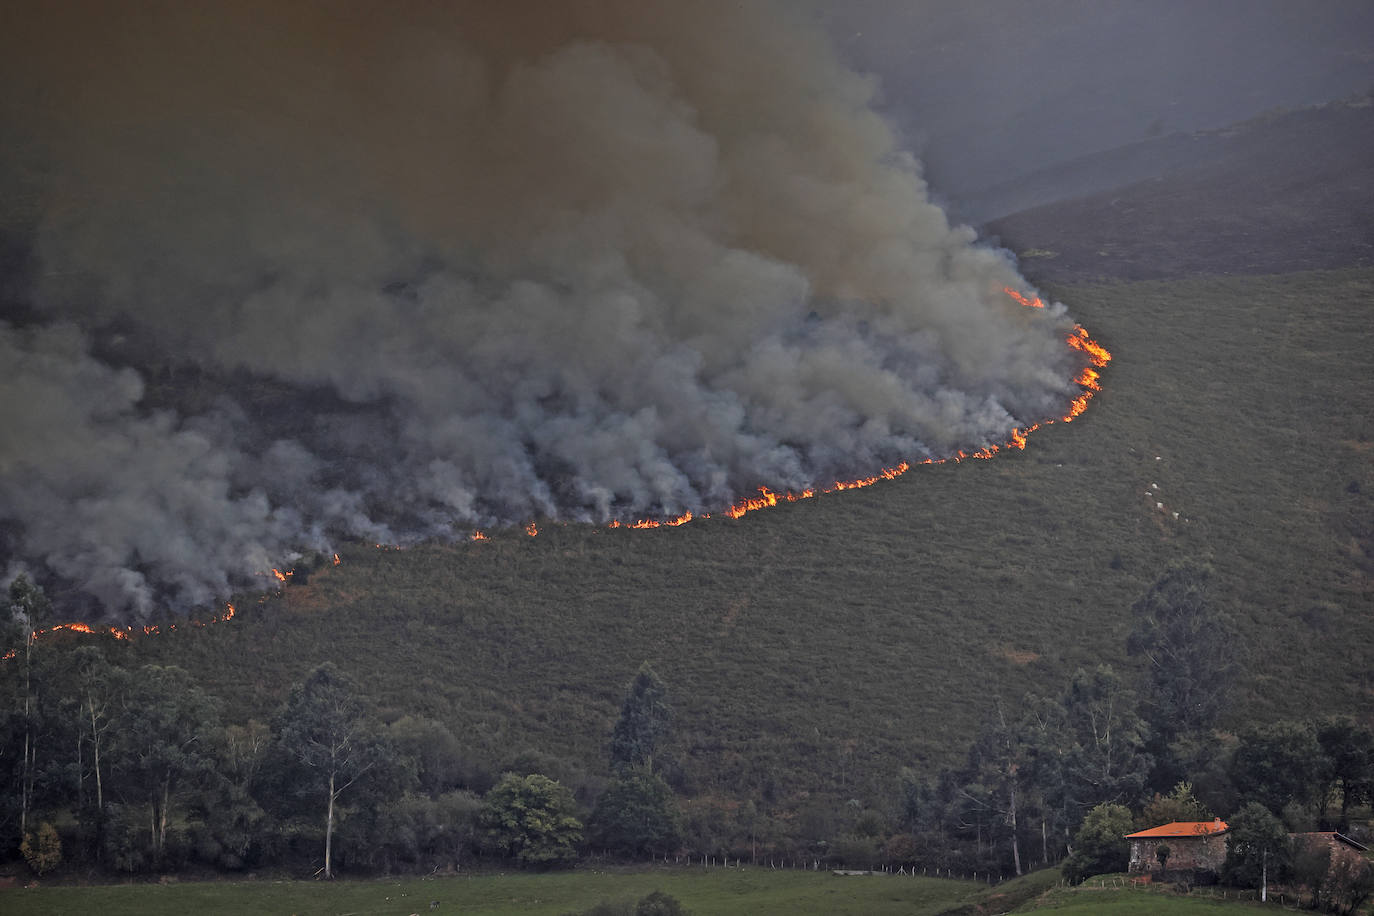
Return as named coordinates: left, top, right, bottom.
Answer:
left=2, top=0, right=1109, bottom=623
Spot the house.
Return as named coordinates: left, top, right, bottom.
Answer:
left=1125, top=819, right=1229, bottom=875
left=1289, top=832, right=1370, bottom=871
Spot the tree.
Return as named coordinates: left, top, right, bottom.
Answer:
left=8, top=574, right=51, bottom=839
left=1230, top=721, right=1322, bottom=816
left=188, top=720, right=275, bottom=870
left=1127, top=565, right=1238, bottom=739
left=106, top=665, right=221, bottom=863
left=1314, top=717, right=1374, bottom=831
left=1140, top=781, right=1211, bottom=827
left=1062, top=802, right=1134, bottom=883
left=609, top=663, right=671, bottom=773
left=588, top=767, right=682, bottom=858
left=479, top=772, right=582, bottom=868
left=1058, top=666, right=1152, bottom=817
left=956, top=699, right=1034, bottom=875
left=1223, top=801, right=1289, bottom=897
left=69, top=647, right=122, bottom=823
left=386, top=715, right=467, bottom=795
left=275, top=663, right=388, bottom=878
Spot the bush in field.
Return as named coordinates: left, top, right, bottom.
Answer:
left=561, top=891, right=688, bottom=916
left=21, top=822, right=62, bottom=875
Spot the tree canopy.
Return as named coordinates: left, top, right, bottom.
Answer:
left=479, top=772, right=582, bottom=868
left=1127, top=564, right=1238, bottom=738
left=275, top=663, right=393, bottom=878
left=1063, top=802, right=1134, bottom=884
left=609, top=663, right=671, bottom=774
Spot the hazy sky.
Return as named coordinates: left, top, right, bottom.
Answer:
left=823, top=1, right=1374, bottom=204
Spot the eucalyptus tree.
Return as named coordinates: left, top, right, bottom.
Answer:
left=1127, top=564, right=1238, bottom=738
left=8, top=574, right=51, bottom=839
left=1058, top=666, right=1152, bottom=817
left=275, top=663, right=389, bottom=878
left=70, top=646, right=122, bottom=818
left=106, top=665, right=222, bottom=862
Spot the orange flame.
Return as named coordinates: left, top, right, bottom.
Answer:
left=3, top=599, right=238, bottom=659
left=629, top=510, right=695, bottom=529
left=271, top=568, right=289, bottom=583
left=471, top=530, right=490, bottom=541
left=1003, top=286, right=1046, bottom=309
left=1067, top=325, right=1111, bottom=368
left=333, top=553, right=342, bottom=565
left=525, top=522, right=539, bottom=537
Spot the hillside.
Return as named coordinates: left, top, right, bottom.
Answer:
left=9, top=89, right=1366, bottom=845
left=986, top=95, right=1374, bottom=281
left=121, top=263, right=1374, bottom=811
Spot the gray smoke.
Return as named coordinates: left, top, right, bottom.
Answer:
left=0, top=1, right=1088, bottom=620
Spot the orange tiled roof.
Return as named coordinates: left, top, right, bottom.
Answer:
left=1125, top=820, right=1228, bottom=839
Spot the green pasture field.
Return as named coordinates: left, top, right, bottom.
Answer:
left=1, top=867, right=982, bottom=916
left=4, top=866, right=1305, bottom=915
left=111, top=268, right=1372, bottom=806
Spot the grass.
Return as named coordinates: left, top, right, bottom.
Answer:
left=111, top=268, right=1373, bottom=814
left=1022, top=891, right=1256, bottom=914
left=1, top=867, right=982, bottom=916
left=1021, top=875, right=1288, bottom=913
left=5, top=867, right=1308, bottom=915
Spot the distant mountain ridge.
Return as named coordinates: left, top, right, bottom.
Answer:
left=970, top=95, right=1374, bottom=283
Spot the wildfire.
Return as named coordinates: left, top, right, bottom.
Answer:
left=609, top=288, right=1110, bottom=527
left=626, top=511, right=695, bottom=529
left=1066, top=325, right=1111, bottom=368
left=1003, top=286, right=1046, bottom=309
left=19, top=287, right=1109, bottom=648
left=4, top=600, right=239, bottom=658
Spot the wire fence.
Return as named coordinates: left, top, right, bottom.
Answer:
left=627, top=853, right=1010, bottom=884
left=1081, top=874, right=1343, bottom=910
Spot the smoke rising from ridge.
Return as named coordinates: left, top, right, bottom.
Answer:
left=0, top=1, right=1089, bottom=620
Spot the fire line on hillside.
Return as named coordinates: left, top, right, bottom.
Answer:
left=12, top=286, right=1110, bottom=652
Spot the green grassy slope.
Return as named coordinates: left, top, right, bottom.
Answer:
left=124, top=267, right=1374, bottom=806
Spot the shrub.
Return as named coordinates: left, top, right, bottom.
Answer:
left=1063, top=803, right=1133, bottom=883
left=21, top=822, right=62, bottom=875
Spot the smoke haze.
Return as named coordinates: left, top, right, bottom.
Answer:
left=0, top=1, right=1088, bottom=619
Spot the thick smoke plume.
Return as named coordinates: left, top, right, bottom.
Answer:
left=0, top=1, right=1087, bottom=620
